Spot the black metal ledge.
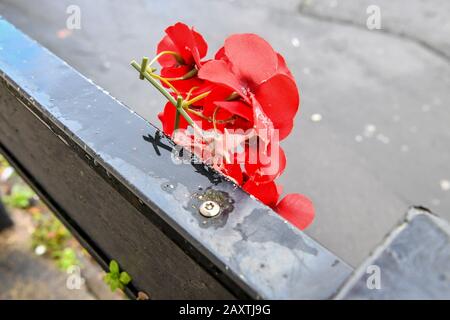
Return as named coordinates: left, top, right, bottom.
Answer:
left=0, top=17, right=352, bottom=299
left=336, top=207, right=450, bottom=299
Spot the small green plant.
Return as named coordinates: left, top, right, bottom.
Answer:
left=104, top=260, right=132, bottom=292
left=3, top=184, right=35, bottom=209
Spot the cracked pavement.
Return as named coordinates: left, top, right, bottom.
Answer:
left=0, top=0, right=449, bottom=266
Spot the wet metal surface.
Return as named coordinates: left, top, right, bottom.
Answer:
left=0, top=18, right=352, bottom=299
left=337, top=207, right=450, bottom=299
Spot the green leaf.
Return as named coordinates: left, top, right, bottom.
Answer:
left=104, top=260, right=131, bottom=292
left=109, top=260, right=119, bottom=274
left=110, top=281, right=119, bottom=292
left=119, top=272, right=132, bottom=285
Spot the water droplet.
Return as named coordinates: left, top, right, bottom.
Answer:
left=162, top=183, right=175, bottom=191
left=355, top=135, right=363, bottom=142
left=311, top=113, right=322, bottom=122
left=376, top=134, right=390, bottom=144
left=102, top=61, right=111, bottom=70
left=440, top=180, right=450, bottom=191
left=400, top=144, right=409, bottom=152
left=364, top=124, right=376, bottom=137
left=291, top=37, right=300, bottom=48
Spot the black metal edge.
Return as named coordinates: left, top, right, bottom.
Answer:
left=333, top=206, right=450, bottom=299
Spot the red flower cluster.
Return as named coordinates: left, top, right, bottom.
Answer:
left=154, top=22, right=314, bottom=230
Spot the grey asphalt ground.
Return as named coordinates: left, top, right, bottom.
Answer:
left=1, top=0, right=449, bottom=267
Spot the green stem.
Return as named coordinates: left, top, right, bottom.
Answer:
left=131, top=60, right=202, bottom=133
left=131, top=60, right=177, bottom=106
left=174, top=96, right=182, bottom=132
left=139, top=57, right=149, bottom=80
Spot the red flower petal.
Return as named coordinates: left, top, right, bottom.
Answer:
left=245, top=144, right=286, bottom=183
left=198, top=60, right=247, bottom=98
left=275, top=194, right=315, bottom=230
left=160, top=65, right=204, bottom=93
left=157, top=35, right=178, bottom=67
left=249, top=95, right=275, bottom=146
left=201, top=85, right=234, bottom=115
left=224, top=34, right=278, bottom=86
left=254, top=73, right=299, bottom=140
left=243, top=180, right=280, bottom=207
left=276, top=53, right=295, bottom=81
left=192, top=29, right=208, bottom=66
left=213, top=100, right=253, bottom=121
left=221, top=162, right=243, bottom=185
left=159, top=102, right=189, bottom=136
left=157, top=22, right=208, bottom=67
left=214, top=46, right=227, bottom=61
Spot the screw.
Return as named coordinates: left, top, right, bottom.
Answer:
left=199, top=200, right=220, bottom=218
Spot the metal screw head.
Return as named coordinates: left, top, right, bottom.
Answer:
left=199, top=200, right=220, bottom=218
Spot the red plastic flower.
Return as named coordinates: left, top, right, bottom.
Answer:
left=157, top=22, right=208, bottom=92
left=139, top=23, right=315, bottom=230
left=198, top=34, right=300, bottom=140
